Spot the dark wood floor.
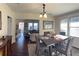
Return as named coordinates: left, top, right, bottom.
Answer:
left=11, top=32, right=29, bottom=56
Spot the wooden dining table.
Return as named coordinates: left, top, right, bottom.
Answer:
left=40, top=35, right=69, bottom=56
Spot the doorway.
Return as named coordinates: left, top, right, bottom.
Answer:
left=18, top=22, right=24, bottom=32
left=7, top=16, right=12, bottom=35
left=17, top=22, right=24, bottom=39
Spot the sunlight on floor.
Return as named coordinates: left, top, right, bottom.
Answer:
left=17, top=31, right=24, bottom=49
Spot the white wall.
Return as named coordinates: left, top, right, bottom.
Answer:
left=0, top=4, right=16, bottom=43
left=16, top=13, right=55, bottom=35
left=55, top=19, right=60, bottom=34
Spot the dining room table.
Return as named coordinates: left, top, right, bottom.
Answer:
left=40, top=34, right=69, bottom=56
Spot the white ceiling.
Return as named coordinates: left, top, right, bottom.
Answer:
left=7, top=3, right=79, bottom=16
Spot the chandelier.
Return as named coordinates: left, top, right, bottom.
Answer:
left=39, top=4, right=47, bottom=18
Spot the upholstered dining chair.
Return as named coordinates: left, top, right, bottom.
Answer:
left=55, top=37, right=73, bottom=56
left=59, top=32, right=66, bottom=36
left=35, top=35, right=49, bottom=56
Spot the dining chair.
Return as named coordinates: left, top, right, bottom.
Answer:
left=35, top=35, right=49, bottom=56
left=55, top=37, right=73, bottom=56
left=59, top=32, right=65, bottom=36
left=30, top=33, right=39, bottom=43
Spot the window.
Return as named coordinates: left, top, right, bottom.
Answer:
left=28, top=22, right=39, bottom=33
left=34, top=23, right=38, bottom=30
left=60, top=19, right=68, bottom=35
left=60, top=16, right=79, bottom=37
left=28, top=23, right=33, bottom=30
left=70, top=17, right=79, bottom=37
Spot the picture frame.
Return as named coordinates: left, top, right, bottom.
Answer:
left=43, top=21, right=53, bottom=29
left=0, top=11, right=1, bottom=30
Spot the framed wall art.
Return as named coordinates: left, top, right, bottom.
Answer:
left=43, top=21, right=53, bottom=30
left=0, top=11, right=2, bottom=30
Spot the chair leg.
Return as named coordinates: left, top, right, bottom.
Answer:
left=55, top=50, right=58, bottom=56
left=35, top=46, right=39, bottom=56
left=70, top=49, right=72, bottom=56
left=35, top=47, right=37, bottom=55
left=55, top=51, right=62, bottom=56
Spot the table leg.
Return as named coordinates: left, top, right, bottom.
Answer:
left=49, top=46, right=52, bottom=56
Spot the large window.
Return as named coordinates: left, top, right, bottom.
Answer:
left=70, top=17, right=79, bottom=37
left=60, top=16, right=79, bottom=37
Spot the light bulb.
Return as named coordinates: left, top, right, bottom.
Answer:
left=44, top=13, right=47, bottom=18
left=39, top=14, right=42, bottom=18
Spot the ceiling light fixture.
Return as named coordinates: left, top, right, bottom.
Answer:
left=39, top=4, right=47, bottom=18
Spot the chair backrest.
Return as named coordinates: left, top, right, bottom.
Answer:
left=65, top=37, right=71, bottom=52
left=59, top=32, right=65, bottom=36
left=35, top=35, right=40, bottom=48
left=44, top=32, right=50, bottom=36
left=30, top=33, right=39, bottom=42
left=56, top=36, right=72, bottom=53
left=35, top=35, right=41, bottom=55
